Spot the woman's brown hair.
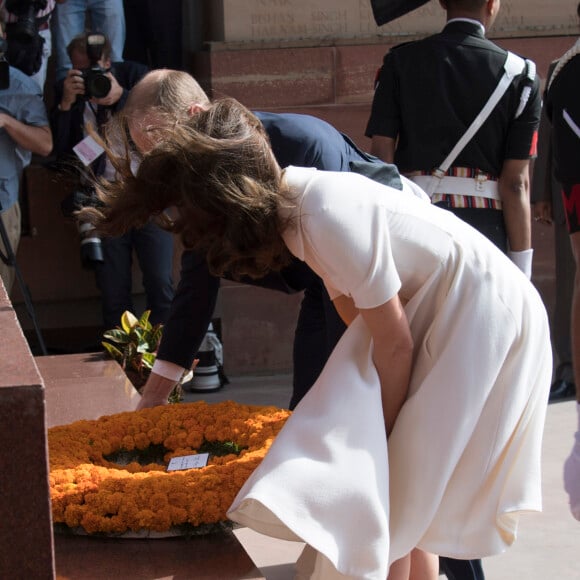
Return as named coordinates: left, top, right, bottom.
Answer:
left=80, top=97, right=294, bottom=279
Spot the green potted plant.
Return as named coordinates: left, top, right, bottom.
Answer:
left=102, top=310, right=188, bottom=402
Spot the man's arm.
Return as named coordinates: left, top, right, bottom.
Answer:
left=50, top=74, right=84, bottom=157
left=156, top=249, right=220, bottom=367
left=365, top=51, right=400, bottom=162
left=498, top=158, right=532, bottom=252
left=370, top=135, right=397, bottom=164
left=137, top=249, right=220, bottom=408
left=531, top=107, right=554, bottom=224
left=0, top=113, right=52, bottom=156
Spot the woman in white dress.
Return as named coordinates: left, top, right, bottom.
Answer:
left=83, top=98, right=552, bottom=580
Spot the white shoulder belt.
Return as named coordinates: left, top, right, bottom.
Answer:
left=413, top=51, right=534, bottom=198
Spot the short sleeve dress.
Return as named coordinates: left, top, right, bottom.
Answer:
left=228, top=166, right=551, bottom=580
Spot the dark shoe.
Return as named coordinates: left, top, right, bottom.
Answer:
left=439, top=557, right=485, bottom=580
left=549, top=379, right=576, bottom=402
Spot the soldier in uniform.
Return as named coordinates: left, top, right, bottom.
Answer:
left=365, top=0, right=540, bottom=280
left=532, top=60, right=576, bottom=402
left=365, top=0, right=541, bottom=578
left=544, top=2, right=580, bottom=524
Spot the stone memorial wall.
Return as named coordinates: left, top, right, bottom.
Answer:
left=206, top=0, right=579, bottom=44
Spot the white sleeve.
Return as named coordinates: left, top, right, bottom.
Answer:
left=300, top=180, right=401, bottom=309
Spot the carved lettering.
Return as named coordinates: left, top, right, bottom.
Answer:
left=252, top=23, right=309, bottom=37
left=251, top=13, right=295, bottom=25
left=222, top=0, right=576, bottom=43
left=310, top=21, right=348, bottom=34
left=256, top=0, right=292, bottom=6
left=311, top=10, right=347, bottom=22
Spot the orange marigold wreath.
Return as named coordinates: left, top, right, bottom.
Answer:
left=48, top=401, right=290, bottom=535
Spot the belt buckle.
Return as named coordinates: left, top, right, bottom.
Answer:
left=431, top=168, right=445, bottom=179
left=475, top=173, right=488, bottom=192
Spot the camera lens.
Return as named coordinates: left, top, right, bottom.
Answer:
left=78, top=222, right=104, bottom=269
left=87, top=73, right=112, bottom=99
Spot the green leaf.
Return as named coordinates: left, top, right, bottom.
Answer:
left=149, top=325, right=163, bottom=350
left=141, top=352, right=156, bottom=369
left=136, top=340, right=150, bottom=354
left=103, top=328, right=131, bottom=344
left=138, top=310, right=152, bottom=330
left=121, top=311, right=139, bottom=333
left=102, top=341, right=125, bottom=363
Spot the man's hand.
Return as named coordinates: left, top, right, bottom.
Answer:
left=60, top=69, right=85, bottom=111
left=533, top=200, right=553, bottom=225
left=92, top=72, right=123, bottom=108
left=136, top=372, right=179, bottom=410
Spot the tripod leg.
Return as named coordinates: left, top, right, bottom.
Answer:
left=0, top=211, right=48, bottom=356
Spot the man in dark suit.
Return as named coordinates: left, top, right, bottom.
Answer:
left=123, top=70, right=406, bottom=411
left=532, top=60, right=576, bottom=402
left=365, top=1, right=541, bottom=578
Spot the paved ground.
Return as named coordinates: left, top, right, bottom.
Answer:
left=183, top=374, right=580, bottom=580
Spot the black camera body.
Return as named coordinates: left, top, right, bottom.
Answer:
left=79, top=33, right=111, bottom=100
left=0, top=38, right=9, bottom=90
left=5, top=0, right=47, bottom=41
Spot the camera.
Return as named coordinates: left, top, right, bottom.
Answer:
left=0, top=37, right=8, bottom=90
left=79, top=33, right=112, bottom=100
left=78, top=219, right=104, bottom=269
left=61, top=189, right=104, bottom=269
left=5, top=0, right=47, bottom=41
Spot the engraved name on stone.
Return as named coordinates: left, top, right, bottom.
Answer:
left=216, top=0, right=579, bottom=43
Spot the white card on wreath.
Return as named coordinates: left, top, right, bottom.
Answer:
left=167, top=453, right=209, bottom=471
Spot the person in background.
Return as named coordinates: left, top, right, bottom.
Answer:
left=531, top=60, right=576, bottom=402
left=365, top=1, right=541, bottom=577
left=366, top=0, right=540, bottom=281
left=0, top=18, right=52, bottom=292
left=122, top=0, right=183, bottom=70
left=0, top=0, right=58, bottom=90
left=544, top=0, right=580, bottom=524
left=51, top=0, right=125, bottom=81
left=51, top=32, right=173, bottom=330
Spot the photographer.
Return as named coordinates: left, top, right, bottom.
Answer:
left=51, top=31, right=174, bottom=330
left=0, top=20, right=52, bottom=293
left=0, top=0, right=57, bottom=90
left=52, top=0, right=125, bottom=82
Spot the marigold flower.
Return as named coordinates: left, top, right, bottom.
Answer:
left=48, top=401, right=290, bottom=534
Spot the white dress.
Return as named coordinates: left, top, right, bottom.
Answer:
left=227, top=166, right=552, bottom=579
